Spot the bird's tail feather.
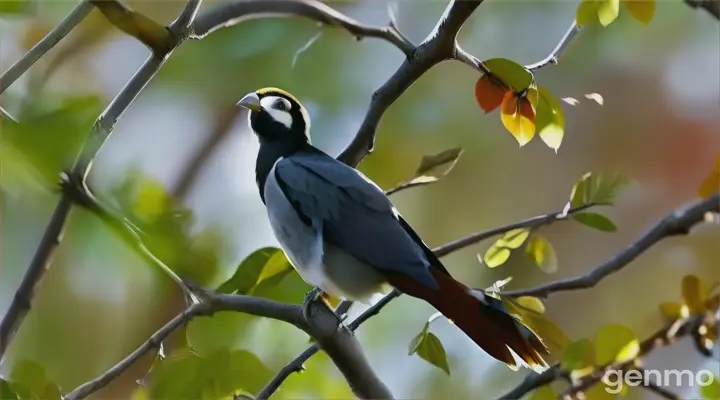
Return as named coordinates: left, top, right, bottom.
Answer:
left=386, top=269, right=549, bottom=369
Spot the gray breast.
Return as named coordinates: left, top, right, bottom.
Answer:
left=264, top=159, right=387, bottom=302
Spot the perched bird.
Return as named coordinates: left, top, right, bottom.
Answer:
left=237, top=87, right=549, bottom=369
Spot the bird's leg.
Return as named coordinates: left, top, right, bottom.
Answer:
left=302, top=287, right=344, bottom=328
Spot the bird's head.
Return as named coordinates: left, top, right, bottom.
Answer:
left=236, top=87, right=310, bottom=143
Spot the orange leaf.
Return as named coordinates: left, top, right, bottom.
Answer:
left=501, top=92, right=536, bottom=146
left=475, top=75, right=509, bottom=113
left=699, top=171, right=720, bottom=199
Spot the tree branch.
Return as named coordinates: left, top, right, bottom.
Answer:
left=0, top=0, right=94, bottom=95
left=685, top=0, right=720, bottom=19
left=502, top=194, right=720, bottom=298
left=525, top=21, right=580, bottom=71
left=191, top=0, right=414, bottom=55
left=64, top=292, right=306, bottom=400
left=338, top=0, right=484, bottom=167
left=89, top=0, right=174, bottom=55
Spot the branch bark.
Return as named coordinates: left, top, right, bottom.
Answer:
left=685, top=0, right=720, bottom=19
left=502, top=194, right=720, bottom=298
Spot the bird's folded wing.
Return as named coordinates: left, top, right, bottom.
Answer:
left=274, top=152, right=438, bottom=289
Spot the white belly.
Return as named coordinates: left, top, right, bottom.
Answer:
left=264, top=160, right=387, bottom=302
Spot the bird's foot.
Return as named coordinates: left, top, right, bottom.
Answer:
left=302, top=287, right=344, bottom=328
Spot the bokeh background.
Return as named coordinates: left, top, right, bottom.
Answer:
left=1, top=0, right=719, bottom=399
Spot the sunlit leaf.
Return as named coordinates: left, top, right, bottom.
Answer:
left=595, top=324, right=639, bottom=365
left=572, top=212, right=618, bottom=232
left=405, top=147, right=464, bottom=186
left=483, top=58, right=533, bottom=92
left=515, top=296, right=546, bottom=314
left=598, top=0, right=621, bottom=26
left=562, top=338, right=595, bottom=370
left=659, top=302, right=687, bottom=321
left=682, top=274, right=709, bottom=314
left=570, top=171, right=633, bottom=207
left=576, top=0, right=599, bottom=26
left=475, top=75, right=509, bottom=113
left=624, top=0, right=656, bottom=24
left=133, top=178, right=171, bottom=223
left=700, top=373, right=720, bottom=400
left=408, top=322, right=430, bottom=355
left=699, top=171, right=720, bottom=199
left=482, top=229, right=530, bottom=268
left=525, top=235, right=558, bottom=273
left=535, top=86, right=565, bottom=152
left=217, top=247, right=289, bottom=294
left=414, top=332, right=451, bottom=375
left=501, top=92, right=536, bottom=146
left=529, top=385, right=556, bottom=400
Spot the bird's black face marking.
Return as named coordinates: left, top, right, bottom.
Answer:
left=237, top=88, right=310, bottom=144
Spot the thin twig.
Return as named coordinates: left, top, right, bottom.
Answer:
left=525, top=21, right=580, bottom=71
left=64, top=292, right=307, bottom=400
left=502, top=194, right=720, bottom=298
left=191, top=0, right=414, bottom=55
left=0, top=0, right=94, bottom=95
left=171, top=0, right=203, bottom=33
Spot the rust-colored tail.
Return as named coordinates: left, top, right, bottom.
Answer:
left=386, top=268, right=549, bottom=369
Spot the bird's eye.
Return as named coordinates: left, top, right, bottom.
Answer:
left=274, top=99, right=288, bottom=111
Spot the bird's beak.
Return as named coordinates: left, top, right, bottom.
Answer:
left=236, top=92, right=262, bottom=112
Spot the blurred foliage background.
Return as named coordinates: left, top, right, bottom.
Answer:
left=1, top=0, right=719, bottom=399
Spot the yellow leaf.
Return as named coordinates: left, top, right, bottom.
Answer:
left=595, top=324, right=639, bottom=365
left=515, top=296, right=546, bottom=314
left=658, top=302, right=686, bottom=321
left=501, top=92, right=536, bottom=146
left=598, top=0, right=621, bottom=26
left=577, top=0, right=599, bottom=26
left=682, top=274, right=709, bottom=314
left=482, top=245, right=511, bottom=268
left=624, top=0, right=656, bottom=24
left=536, top=86, right=566, bottom=152
left=499, top=228, right=531, bottom=249
left=698, top=171, right=720, bottom=199
left=525, top=235, right=559, bottom=273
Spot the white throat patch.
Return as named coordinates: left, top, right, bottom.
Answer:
left=261, top=96, right=293, bottom=129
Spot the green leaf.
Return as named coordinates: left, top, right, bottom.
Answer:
left=413, top=332, right=450, bottom=375
left=0, top=0, right=27, bottom=15
left=576, top=0, right=599, bottom=26
left=411, top=147, right=464, bottom=184
left=8, top=359, right=59, bottom=400
left=217, top=247, right=292, bottom=295
left=528, top=385, right=556, bottom=400
left=595, top=324, right=640, bottom=365
left=3, top=96, right=101, bottom=186
left=572, top=212, right=617, bottom=232
left=701, top=373, right=720, bottom=400
left=562, top=338, right=595, bottom=370
left=535, top=86, right=565, bottom=153
left=408, top=323, right=430, bottom=355
left=682, top=274, right=709, bottom=314
left=483, top=58, right=533, bottom=92
left=482, top=229, right=532, bottom=268
left=202, top=350, right=273, bottom=397
left=186, top=312, right=253, bottom=357
left=514, top=296, right=546, bottom=314
left=1, top=378, right=18, bottom=400
left=148, top=349, right=206, bottom=399
left=525, top=235, right=558, bottom=273
left=569, top=171, right=633, bottom=207
left=598, top=0, right=621, bottom=26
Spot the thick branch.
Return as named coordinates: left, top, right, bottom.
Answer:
left=0, top=1, right=94, bottom=95
left=192, top=0, right=413, bottom=55
left=502, top=194, right=720, bottom=298
left=90, top=0, right=174, bottom=55
left=64, top=293, right=306, bottom=400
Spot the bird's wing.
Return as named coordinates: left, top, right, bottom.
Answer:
left=274, top=150, right=438, bottom=290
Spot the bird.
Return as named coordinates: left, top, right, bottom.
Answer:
left=236, top=87, right=549, bottom=369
